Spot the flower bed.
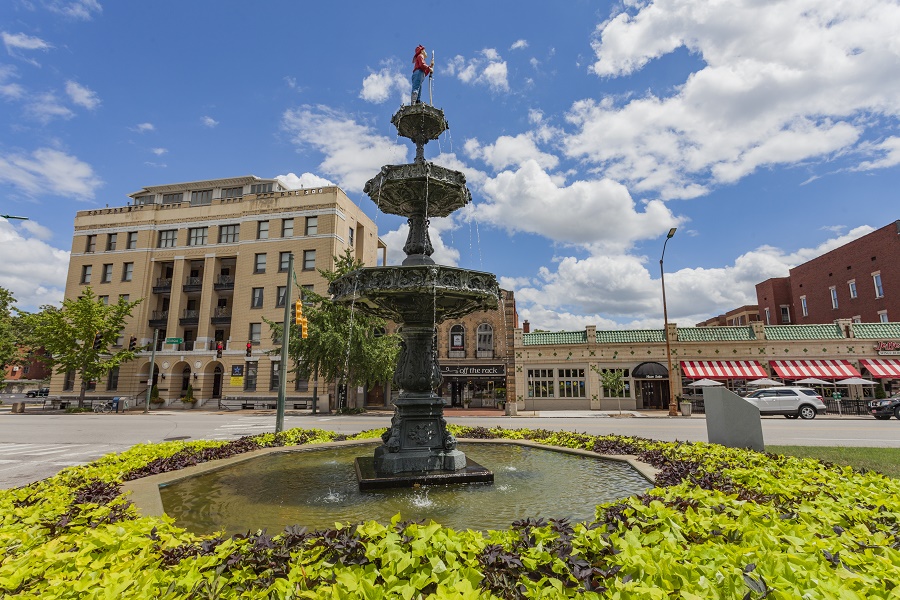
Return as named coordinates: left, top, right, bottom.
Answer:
left=1, top=426, right=899, bottom=598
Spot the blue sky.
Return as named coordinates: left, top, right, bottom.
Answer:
left=1, top=0, right=899, bottom=330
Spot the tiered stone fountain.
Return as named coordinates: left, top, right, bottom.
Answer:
left=329, top=102, right=500, bottom=489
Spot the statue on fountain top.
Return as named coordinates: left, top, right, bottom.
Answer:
left=411, top=44, right=434, bottom=105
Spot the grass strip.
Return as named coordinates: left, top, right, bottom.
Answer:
left=767, top=444, right=900, bottom=478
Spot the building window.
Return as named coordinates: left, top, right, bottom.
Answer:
left=873, top=273, right=884, bottom=298
left=244, top=362, right=258, bottom=391
left=282, top=218, right=294, bottom=237
left=251, top=287, right=264, bottom=308
left=127, top=231, right=137, bottom=249
left=780, top=305, right=790, bottom=324
left=135, top=195, right=154, bottom=205
left=107, top=366, right=119, bottom=391
left=270, top=361, right=281, bottom=391
left=800, top=296, right=808, bottom=317
left=106, top=233, right=117, bottom=251
left=119, top=294, right=129, bottom=303
left=557, top=368, right=586, bottom=398
left=830, top=286, right=839, bottom=309
left=218, top=224, right=240, bottom=243
left=764, top=307, right=770, bottom=325
left=879, top=310, right=889, bottom=323
left=848, top=280, right=857, bottom=299
left=279, top=251, right=291, bottom=272
left=221, top=186, right=243, bottom=199
left=305, top=216, right=318, bottom=236
left=63, top=370, right=75, bottom=391
left=852, top=315, right=862, bottom=323
left=85, top=235, right=96, bottom=253
left=188, top=227, right=208, bottom=246
left=250, top=182, right=273, bottom=194
left=99, top=295, right=109, bottom=305
left=600, top=368, right=630, bottom=398
left=276, top=286, right=287, bottom=307
left=303, top=250, right=316, bottom=271
left=450, top=325, right=465, bottom=353
left=101, top=264, right=113, bottom=283
left=190, top=190, right=212, bottom=206
left=256, top=221, right=269, bottom=240
left=158, top=229, right=177, bottom=248
left=476, top=323, right=493, bottom=354
left=254, top=253, right=266, bottom=273
left=301, top=284, right=314, bottom=300
left=527, top=368, right=555, bottom=398
left=295, top=376, right=309, bottom=392
left=162, top=192, right=183, bottom=204
left=249, top=323, right=261, bottom=344
left=81, top=265, right=92, bottom=284
left=348, top=227, right=354, bottom=246
left=122, top=262, right=134, bottom=282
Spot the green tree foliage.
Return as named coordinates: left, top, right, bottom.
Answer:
left=267, top=250, right=399, bottom=407
left=593, top=366, right=627, bottom=413
left=23, top=287, right=142, bottom=407
left=0, top=287, right=19, bottom=389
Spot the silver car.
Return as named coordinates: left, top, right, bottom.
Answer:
left=744, top=387, right=827, bottom=419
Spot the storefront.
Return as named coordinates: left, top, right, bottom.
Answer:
left=438, top=364, right=506, bottom=408
left=631, top=362, right=668, bottom=409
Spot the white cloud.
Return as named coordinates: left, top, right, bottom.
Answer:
left=2, top=31, right=53, bottom=53
left=445, top=49, right=510, bottom=92
left=132, top=122, right=154, bottom=133
left=201, top=115, right=219, bottom=128
left=360, top=64, right=408, bottom=104
left=854, top=136, right=900, bottom=171
left=380, top=218, right=460, bottom=267
left=0, top=65, right=24, bottom=99
left=150, top=148, right=166, bottom=156
left=20, top=219, right=53, bottom=240
left=65, top=80, right=100, bottom=109
left=565, top=0, right=900, bottom=198
left=42, top=0, right=102, bottom=20
left=24, top=92, right=74, bottom=123
left=465, top=134, right=559, bottom=171
left=276, top=172, right=335, bottom=189
left=510, top=40, right=529, bottom=51
left=281, top=105, right=407, bottom=193
left=0, top=220, right=69, bottom=311
left=0, top=147, right=102, bottom=199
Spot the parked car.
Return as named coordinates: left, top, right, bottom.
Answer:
left=743, top=387, right=826, bottom=419
left=25, top=387, right=49, bottom=398
left=869, top=393, right=900, bottom=420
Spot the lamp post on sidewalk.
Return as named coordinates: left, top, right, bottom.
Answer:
left=660, top=227, right=678, bottom=416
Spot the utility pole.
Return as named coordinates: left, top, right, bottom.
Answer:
left=144, top=329, right=159, bottom=413
left=276, top=253, right=293, bottom=433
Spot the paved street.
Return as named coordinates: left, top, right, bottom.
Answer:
left=1, top=407, right=898, bottom=489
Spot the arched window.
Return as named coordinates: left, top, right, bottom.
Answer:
left=476, top=324, right=493, bottom=356
left=449, top=325, right=465, bottom=356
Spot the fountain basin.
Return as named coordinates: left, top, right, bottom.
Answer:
left=124, top=439, right=656, bottom=536
left=364, top=162, right=471, bottom=218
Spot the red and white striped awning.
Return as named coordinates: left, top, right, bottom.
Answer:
left=680, top=360, right=767, bottom=379
left=769, top=360, right=860, bottom=379
left=860, top=359, right=900, bottom=378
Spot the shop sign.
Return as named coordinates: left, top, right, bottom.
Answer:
left=450, top=333, right=464, bottom=352
left=440, top=364, right=505, bottom=377
left=874, top=341, right=900, bottom=355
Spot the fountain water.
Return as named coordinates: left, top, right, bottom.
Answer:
left=329, top=102, right=500, bottom=487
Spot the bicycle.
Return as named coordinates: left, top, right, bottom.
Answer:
left=93, top=401, right=114, bottom=414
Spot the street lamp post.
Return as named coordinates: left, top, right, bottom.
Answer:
left=660, top=227, right=678, bottom=416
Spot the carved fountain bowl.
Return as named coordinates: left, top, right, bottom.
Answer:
left=329, top=265, right=500, bottom=323
left=364, top=163, right=471, bottom=218
left=391, top=104, right=449, bottom=143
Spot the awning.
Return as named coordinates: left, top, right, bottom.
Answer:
left=632, top=361, right=668, bottom=379
left=769, top=360, right=860, bottom=379
left=680, top=360, right=767, bottom=379
left=860, top=358, right=900, bottom=378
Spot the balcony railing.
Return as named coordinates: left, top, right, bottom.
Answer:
left=183, top=276, right=203, bottom=293
left=177, top=340, right=196, bottom=352
left=152, top=278, right=172, bottom=294
left=210, top=306, right=232, bottom=325
left=149, top=310, right=168, bottom=327
left=179, top=309, right=200, bottom=325
left=214, top=275, right=235, bottom=291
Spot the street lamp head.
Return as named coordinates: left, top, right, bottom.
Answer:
left=666, top=227, right=677, bottom=239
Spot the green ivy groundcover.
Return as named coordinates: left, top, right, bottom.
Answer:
left=1, top=426, right=899, bottom=599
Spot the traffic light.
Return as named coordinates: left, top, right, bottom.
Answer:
left=246, top=342, right=252, bottom=357
left=216, top=341, right=223, bottom=358
left=300, top=316, right=309, bottom=338
left=92, top=332, right=102, bottom=350
left=294, top=300, right=303, bottom=325
left=128, top=336, right=137, bottom=351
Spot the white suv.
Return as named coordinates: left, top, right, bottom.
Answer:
left=743, top=387, right=827, bottom=419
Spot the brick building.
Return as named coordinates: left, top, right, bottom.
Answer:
left=51, top=176, right=384, bottom=408
left=3, top=348, right=52, bottom=394
left=757, top=220, right=900, bottom=325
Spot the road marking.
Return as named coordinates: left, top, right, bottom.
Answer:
left=3, top=445, right=75, bottom=455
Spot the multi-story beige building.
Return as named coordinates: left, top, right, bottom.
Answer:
left=52, top=176, right=384, bottom=408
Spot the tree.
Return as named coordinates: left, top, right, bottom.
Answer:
left=23, top=287, right=143, bottom=407
left=267, top=250, right=400, bottom=410
left=0, top=287, right=20, bottom=390
left=593, top=366, right=627, bottom=415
